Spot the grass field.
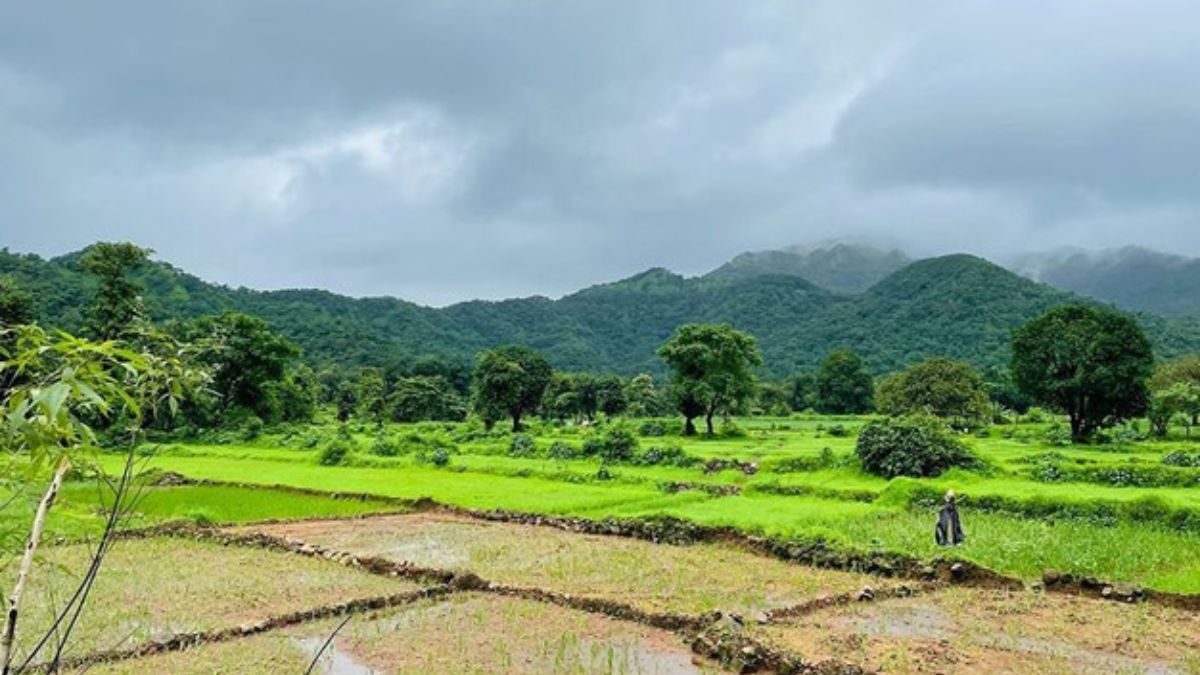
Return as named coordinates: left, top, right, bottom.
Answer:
left=71, top=415, right=1200, bottom=594
left=3, top=413, right=1199, bottom=673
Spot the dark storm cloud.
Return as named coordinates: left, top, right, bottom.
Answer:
left=1, top=0, right=1198, bottom=304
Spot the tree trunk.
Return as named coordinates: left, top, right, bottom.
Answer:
left=511, top=413, right=521, bottom=433
left=1068, top=412, right=1084, bottom=442
left=683, top=417, right=696, bottom=436
left=705, top=412, right=715, bottom=436
left=1, top=456, right=71, bottom=674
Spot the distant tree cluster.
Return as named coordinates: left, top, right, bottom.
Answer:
left=1, top=241, right=1180, bottom=446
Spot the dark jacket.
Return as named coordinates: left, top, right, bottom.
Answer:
left=935, top=501, right=965, bottom=546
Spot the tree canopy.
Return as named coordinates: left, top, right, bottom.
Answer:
left=80, top=242, right=152, bottom=340
left=1012, top=305, right=1154, bottom=441
left=815, top=349, right=874, bottom=414
left=471, top=345, right=552, bottom=431
left=876, top=357, right=990, bottom=429
left=657, top=323, right=761, bottom=435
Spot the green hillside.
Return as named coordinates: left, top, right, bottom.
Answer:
left=4, top=245, right=1199, bottom=376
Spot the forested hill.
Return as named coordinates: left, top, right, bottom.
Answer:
left=4, top=246, right=1200, bottom=376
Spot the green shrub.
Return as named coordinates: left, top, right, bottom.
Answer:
left=1043, top=423, right=1072, bottom=447
left=855, top=415, right=974, bottom=478
left=318, top=440, right=352, bottom=466
left=509, top=433, right=538, bottom=457
left=825, top=423, right=849, bottom=438
left=718, top=420, right=747, bottom=438
left=370, top=436, right=398, bottom=457
left=1164, top=451, right=1198, bottom=467
left=635, top=444, right=697, bottom=467
left=547, top=440, right=580, bottom=461
left=183, top=508, right=216, bottom=527
left=240, top=415, right=264, bottom=441
left=638, top=421, right=666, bottom=437
left=582, top=422, right=640, bottom=462
left=416, top=447, right=452, bottom=467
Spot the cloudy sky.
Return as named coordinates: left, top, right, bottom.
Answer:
left=2, top=1, right=1198, bottom=305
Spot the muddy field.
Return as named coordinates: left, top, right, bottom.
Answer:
left=12, top=508, right=1200, bottom=674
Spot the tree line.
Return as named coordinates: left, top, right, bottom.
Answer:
left=4, top=242, right=1198, bottom=444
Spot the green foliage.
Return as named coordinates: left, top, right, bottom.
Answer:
left=0, top=324, right=206, bottom=475
left=317, top=439, right=353, bottom=466
left=7, top=246, right=1200, bottom=379
left=787, top=372, right=815, bottom=412
left=509, top=433, right=538, bottom=457
left=658, top=323, right=761, bottom=435
left=177, top=312, right=301, bottom=424
left=388, top=375, right=466, bottom=423
left=582, top=422, right=640, bottom=462
left=855, top=415, right=974, bottom=478
left=80, top=242, right=152, bottom=340
left=814, top=349, right=874, bottom=414
left=471, top=345, right=552, bottom=432
left=354, top=367, right=387, bottom=425
left=624, top=373, right=666, bottom=417
left=0, top=276, right=34, bottom=327
left=595, top=374, right=628, bottom=417
left=1148, top=355, right=1200, bottom=437
left=370, top=435, right=399, bottom=457
left=1012, top=305, right=1154, bottom=441
left=637, top=420, right=667, bottom=437
left=875, top=357, right=990, bottom=429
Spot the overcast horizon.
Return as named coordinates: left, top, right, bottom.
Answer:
left=3, top=1, right=1199, bottom=305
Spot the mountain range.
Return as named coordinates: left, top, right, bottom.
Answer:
left=3, top=243, right=1200, bottom=377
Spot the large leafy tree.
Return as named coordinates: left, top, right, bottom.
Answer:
left=178, top=312, right=300, bottom=423
left=79, top=242, right=152, bottom=340
left=389, top=375, right=466, bottom=422
left=815, top=349, right=874, bottom=414
left=471, top=345, right=552, bottom=431
left=355, top=367, right=387, bottom=425
left=595, top=374, right=628, bottom=417
left=624, top=373, right=665, bottom=417
left=787, top=372, right=816, bottom=412
left=657, top=323, right=761, bottom=436
left=876, top=357, right=990, bottom=429
left=541, top=373, right=580, bottom=422
left=1012, top=305, right=1154, bottom=441
left=1146, top=355, right=1200, bottom=437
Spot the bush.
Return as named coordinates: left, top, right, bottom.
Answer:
left=1164, top=451, right=1198, bottom=467
left=1024, top=407, right=1048, bottom=423
left=370, top=435, right=399, bottom=457
left=183, top=508, right=216, bottom=527
left=635, top=444, right=698, bottom=467
left=240, top=415, right=264, bottom=441
left=509, top=433, right=538, bottom=457
left=318, top=439, right=353, bottom=466
left=638, top=421, right=666, bottom=437
left=547, top=440, right=580, bottom=461
left=825, top=423, right=849, bottom=438
left=718, top=420, right=747, bottom=438
left=855, top=415, right=974, bottom=478
left=416, top=447, right=452, bottom=467
left=582, top=422, right=640, bottom=462
left=1043, top=423, right=1072, bottom=447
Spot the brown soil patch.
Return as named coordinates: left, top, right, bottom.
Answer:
left=753, top=587, right=1200, bottom=674
left=89, top=593, right=719, bottom=674
left=3, top=537, right=416, bottom=664
left=237, top=512, right=891, bottom=617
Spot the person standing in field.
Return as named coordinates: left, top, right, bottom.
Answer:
left=935, top=490, right=965, bottom=546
